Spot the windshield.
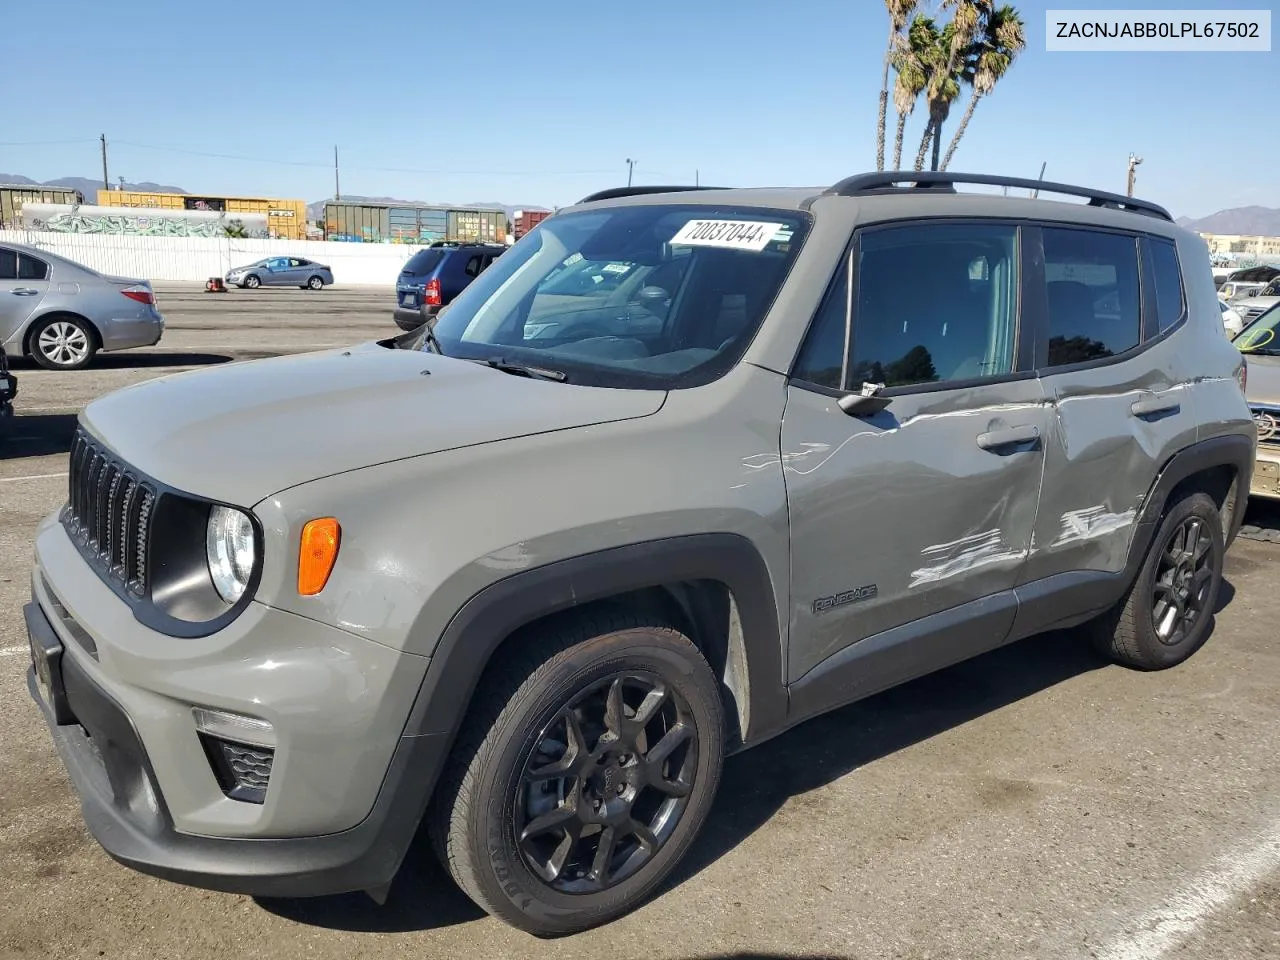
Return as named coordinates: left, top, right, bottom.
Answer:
left=427, top=204, right=809, bottom=389
left=1237, top=303, right=1280, bottom=355
left=403, top=249, right=445, bottom=276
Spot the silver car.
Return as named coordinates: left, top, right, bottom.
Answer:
left=0, top=242, right=165, bottom=370
left=225, top=256, right=333, bottom=290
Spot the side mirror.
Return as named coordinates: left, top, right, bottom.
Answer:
left=838, top=382, right=892, bottom=418
left=637, top=285, right=668, bottom=304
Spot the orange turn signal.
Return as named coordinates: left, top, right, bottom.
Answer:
left=298, top=518, right=341, bottom=596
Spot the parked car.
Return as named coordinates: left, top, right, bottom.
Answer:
left=0, top=242, right=164, bottom=370
left=1220, top=298, right=1245, bottom=337
left=393, top=242, right=505, bottom=330
left=226, top=257, right=333, bottom=290
left=1218, top=279, right=1268, bottom=302
left=1235, top=302, right=1280, bottom=501
left=25, top=173, right=1254, bottom=936
left=1226, top=277, right=1280, bottom=327
left=1227, top=264, right=1280, bottom=284
left=0, top=343, right=15, bottom=436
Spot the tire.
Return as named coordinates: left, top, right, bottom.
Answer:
left=29, top=316, right=97, bottom=370
left=1090, top=491, right=1224, bottom=670
left=428, top=610, right=725, bottom=937
left=244, top=274, right=261, bottom=289
left=307, top=275, right=324, bottom=290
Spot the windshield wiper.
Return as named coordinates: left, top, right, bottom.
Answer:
left=476, top=357, right=569, bottom=382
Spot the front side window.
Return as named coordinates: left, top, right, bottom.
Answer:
left=429, top=205, right=809, bottom=388
left=1043, top=228, right=1141, bottom=365
left=0, top=248, right=17, bottom=280
left=793, top=222, right=1019, bottom=390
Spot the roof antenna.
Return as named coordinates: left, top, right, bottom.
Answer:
left=1030, top=162, right=1046, bottom=198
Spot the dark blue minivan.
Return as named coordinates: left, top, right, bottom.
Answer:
left=393, top=242, right=506, bottom=330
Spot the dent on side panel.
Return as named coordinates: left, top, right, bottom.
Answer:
left=256, top=363, right=794, bottom=671
left=1025, top=337, right=1200, bottom=582
left=782, top=378, right=1049, bottom=681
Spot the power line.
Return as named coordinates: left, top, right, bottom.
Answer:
left=0, top=138, right=99, bottom=147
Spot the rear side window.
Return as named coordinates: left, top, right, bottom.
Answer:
left=1043, top=228, right=1140, bottom=366
left=17, top=254, right=49, bottom=281
left=1149, top=239, right=1185, bottom=332
left=403, top=249, right=444, bottom=275
left=464, top=255, right=484, bottom=278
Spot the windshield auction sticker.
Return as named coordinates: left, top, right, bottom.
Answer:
left=1046, top=9, right=1270, bottom=51
left=670, top=220, right=785, bottom=252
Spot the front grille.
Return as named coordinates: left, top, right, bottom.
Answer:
left=63, top=430, right=156, bottom=597
left=1243, top=307, right=1267, bottom=322
left=1253, top=408, right=1280, bottom=447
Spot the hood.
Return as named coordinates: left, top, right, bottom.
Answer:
left=81, top=344, right=666, bottom=506
left=1245, top=352, right=1280, bottom=408
left=1234, top=295, right=1280, bottom=311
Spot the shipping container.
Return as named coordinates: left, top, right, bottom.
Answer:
left=323, top=202, right=507, bottom=244
left=1, top=184, right=83, bottom=229
left=513, top=209, right=551, bottom=239
left=96, top=190, right=307, bottom=239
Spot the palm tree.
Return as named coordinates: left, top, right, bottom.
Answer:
left=891, top=15, right=935, bottom=170
left=939, top=5, right=1026, bottom=172
left=877, top=0, right=919, bottom=171
left=913, top=0, right=986, bottom=171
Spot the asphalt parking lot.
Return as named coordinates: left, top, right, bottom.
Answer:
left=2, top=286, right=1279, bottom=960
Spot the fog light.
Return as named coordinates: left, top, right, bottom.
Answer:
left=193, top=707, right=276, bottom=804
left=192, top=706, right=275, bottom=747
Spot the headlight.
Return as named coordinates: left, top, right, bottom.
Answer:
left=206, top=505, right=256, bottom=603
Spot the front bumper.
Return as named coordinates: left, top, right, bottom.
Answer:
left=1251, top=447, right=1280, bottom=501
left=25, top=517, right=444, bottom=897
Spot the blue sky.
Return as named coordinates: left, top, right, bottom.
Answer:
left=2, top=0, right=1275, bottom=218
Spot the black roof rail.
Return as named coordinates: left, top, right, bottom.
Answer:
left=578, top=185, right=728, bottom=204
left=824, top=171, right=1173, bottom=222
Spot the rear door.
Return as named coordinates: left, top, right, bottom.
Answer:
left=0, top=247, right=50, bottom=347
left=1020, top=226, right=1201, bottom=587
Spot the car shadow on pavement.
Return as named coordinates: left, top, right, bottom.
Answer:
left=7, top=352, right=233, bottom=370
left=1, top=414, right=78, bottom=459
left=256, top=588, right=1240, bottom=936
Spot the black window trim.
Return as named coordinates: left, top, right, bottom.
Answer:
left=787, top=216, right=1035, bottom=400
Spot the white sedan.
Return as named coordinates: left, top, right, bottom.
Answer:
left=1220, top=299, right=1244, bottom=338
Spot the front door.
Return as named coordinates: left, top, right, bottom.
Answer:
left=0, top=247, right=50, bottom=348
left=783, top=220, right=1048, bottom=697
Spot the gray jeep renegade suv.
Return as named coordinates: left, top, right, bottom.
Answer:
left=25, top=173, right=1255, bottom=936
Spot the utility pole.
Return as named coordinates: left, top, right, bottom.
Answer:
left=1127, top=153, right=1143, bottom=197
left=626, top=158, right=636, bottom=187
left=334, top=145, right=341, bottom=201
left=100, top=134, right=109, bottom=193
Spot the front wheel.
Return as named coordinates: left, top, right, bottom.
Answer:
left=244, top=274, right=261, bottom=289
left=307, top=275, right=324, bottom=290
left=1090, top=491, right=1224, bottom=670
left=30, top=316, right=97, bottom=370
left=429, top=612, right=725, bottom=936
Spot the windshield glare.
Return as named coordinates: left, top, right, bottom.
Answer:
left=427, top=205, right=808, bottom=388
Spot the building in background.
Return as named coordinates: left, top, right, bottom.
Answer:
left=96, top=189, right=306, bottom=240
left=21, top=203, right=269, bottom=238
left=323, top=201, right=507, bottom=244
left=1, top=183, right=84, bottom=229
left=1200, top=232, right=1280, bottom=258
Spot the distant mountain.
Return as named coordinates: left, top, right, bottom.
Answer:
left=1176, top=206, right=1280, bottom=236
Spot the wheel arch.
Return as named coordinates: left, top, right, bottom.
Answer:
left=22, top=310, right=102, bottom=357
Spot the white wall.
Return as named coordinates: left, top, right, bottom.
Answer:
left=0, top=230, right=418, bottom=285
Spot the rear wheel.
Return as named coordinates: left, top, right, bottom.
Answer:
left=307, top=275, right=324, bottom=290
left=429, top=611, right=724, bottom=936
left=1091, top=491, right=1224, bottom=670
left=30, top=316, right=96, bottom=370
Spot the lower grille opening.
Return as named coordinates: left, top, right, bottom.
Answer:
left=200, top=735, right=274, bottom=805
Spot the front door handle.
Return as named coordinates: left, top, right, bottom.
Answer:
left=10, top=288, right=39, bottom=296
left=1131, top=395, right=1181, bottom=419
left=976, top=424, right=1041, bottom=452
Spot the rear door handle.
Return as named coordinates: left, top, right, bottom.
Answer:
left=976, top=424, right=1041, bottom=452
left=10, top=288, right=39, bottom=296
left=1130, top=395, right=1180, bottom=418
